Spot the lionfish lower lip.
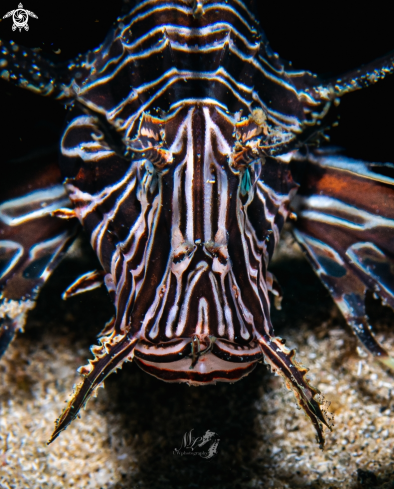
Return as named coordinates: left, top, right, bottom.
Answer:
left=134, top=356, right=258, bottom=385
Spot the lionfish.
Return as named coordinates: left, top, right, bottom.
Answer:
left=0, top=0, right=393, bottom=447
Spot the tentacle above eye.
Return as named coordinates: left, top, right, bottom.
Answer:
left=257, top=334, right=331, bottom=448
left=48, top=334, right=138, bottom=444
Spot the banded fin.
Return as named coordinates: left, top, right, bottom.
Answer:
left=305, top=50, right=394, bottom=102
left=62, top=270, right=105, bottom=300
left=293, top=151, right=394, bottom=369
left=48, top=334, right=138, bottom=444
left=258, top=334, right=331, bottom=447
left=0, top=157, right=78, bottom=358
left=0, top=39, right=92, bottom=101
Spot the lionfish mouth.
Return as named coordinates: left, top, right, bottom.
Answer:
left=133, top=335, right=264, bottom=385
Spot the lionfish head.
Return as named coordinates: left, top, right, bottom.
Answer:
left=111, top=102, right=298, bottom=383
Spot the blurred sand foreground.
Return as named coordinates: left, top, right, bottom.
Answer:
left=0, top=233, right=393, bottom=489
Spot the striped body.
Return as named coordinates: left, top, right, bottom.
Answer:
left=59, top=0, right=305, bottom=383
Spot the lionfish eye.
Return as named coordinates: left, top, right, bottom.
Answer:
left=240, top=167, right=252, bottom=196
left=238, top=154, right=264, bottom=197
left=137, top=159, right=158, bottom=195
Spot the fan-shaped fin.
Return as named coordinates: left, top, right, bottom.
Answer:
left=293, top=151, right=394, bottom=369
left=305, top=50, right=394, bottom=103
left=0, top=157, right=78, bottom=358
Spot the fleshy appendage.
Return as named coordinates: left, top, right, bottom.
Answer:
left=48, top=332, right=138, bottom=444
left=257, top=334, right=332, bottom=448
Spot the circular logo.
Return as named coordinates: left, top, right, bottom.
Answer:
left=3, top=4, right=38, bottom=32
left=12, top=8, right=29, bottom=31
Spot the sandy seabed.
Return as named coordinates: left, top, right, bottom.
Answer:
left=0, top=233, right=393, bottom=489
